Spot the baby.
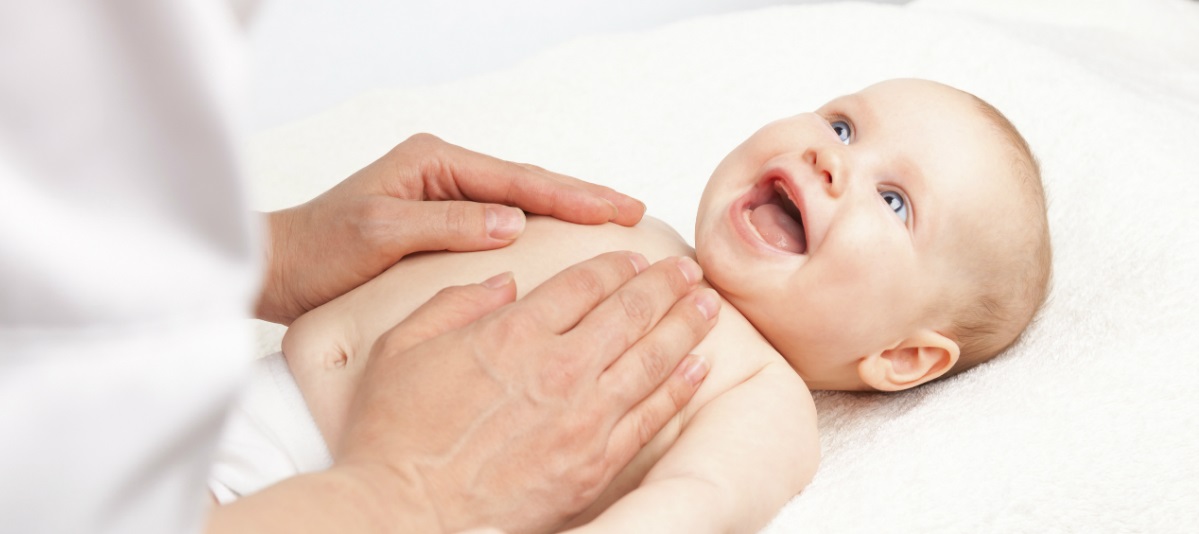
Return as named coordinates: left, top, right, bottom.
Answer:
left=226, top=78, right=1052, bottom=533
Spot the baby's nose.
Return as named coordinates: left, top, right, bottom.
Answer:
left=803, top=145, right=847, bottom=198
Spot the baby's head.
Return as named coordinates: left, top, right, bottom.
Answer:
left=695, top=78, right=1051, bottom=391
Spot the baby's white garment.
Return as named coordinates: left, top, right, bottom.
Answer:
left=208, top=352, right=333, bottom=503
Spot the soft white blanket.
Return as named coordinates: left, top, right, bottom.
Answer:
left=245, top=0, right=1199, bottom=531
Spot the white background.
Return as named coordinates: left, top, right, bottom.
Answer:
left=247, top=0, right=907, bottom=131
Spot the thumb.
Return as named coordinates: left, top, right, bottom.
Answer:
left=386, top=199, right=527, bottom=255
left=378, top=272, right=518, bottom=355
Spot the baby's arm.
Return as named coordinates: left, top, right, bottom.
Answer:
left=564, top=362, right=819, bottom=534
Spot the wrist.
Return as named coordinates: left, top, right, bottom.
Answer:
left=333, top=461, right=445, bottom=533
left=207, top=465, right=444, bottom=534
left=254, top=209, right=299, bottom=324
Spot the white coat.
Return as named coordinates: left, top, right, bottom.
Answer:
left=1, top=1, right=260, bottom=532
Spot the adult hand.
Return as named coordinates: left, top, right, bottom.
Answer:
left=336, top=252, right=719, bottom=533
left=255, top=133, right=647, bottom=324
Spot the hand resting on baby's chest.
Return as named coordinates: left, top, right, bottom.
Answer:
left=283, top=216, right=820, bottom=533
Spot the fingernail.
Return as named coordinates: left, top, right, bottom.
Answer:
left=694, top=289, right=719, bottom=320
left=677, top=257, right=702, bottom=284
left=604, top=199, right=619, bottom=221
left=486, top=206, right=525, bottom=240
left=481, top=271, right=513, bottom=289
left=682, top=355, right=709, bottom=386
left=628, top=252, right=649, bottom=274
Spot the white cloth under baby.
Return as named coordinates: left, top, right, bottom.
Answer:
left=208, top=352, right=333, bottom=503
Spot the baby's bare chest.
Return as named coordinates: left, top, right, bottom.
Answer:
left=285, top=216, right=795, bottom=526
left=293, top=215, right=784, bottom=397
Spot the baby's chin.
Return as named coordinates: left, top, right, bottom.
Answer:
left=691, top=217, right=722, bottom=281
left=689, top=244, right=752, bottom=311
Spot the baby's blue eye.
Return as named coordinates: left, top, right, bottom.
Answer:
left=881, top=190, right=908, bottom=222
left=830, top=120, right=852, bottom=144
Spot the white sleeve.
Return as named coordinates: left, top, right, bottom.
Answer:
left=208, top=352, right=334, bottom=505
left=0, top=2, right=260, bottom=533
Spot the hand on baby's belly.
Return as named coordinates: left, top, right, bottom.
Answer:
left=283, top=216, right=702, bottom=448
left=279, top=215, right=809, bottom=528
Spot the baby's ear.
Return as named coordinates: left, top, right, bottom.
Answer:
left=857, top=330, right=960, bottom=392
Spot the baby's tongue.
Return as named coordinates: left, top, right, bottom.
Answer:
left=749, top=203, right=805, bottom=253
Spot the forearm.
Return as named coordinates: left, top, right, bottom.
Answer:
left=561, top=476, right=734, bottom=534
left=206, top=464, right=441, bottom=534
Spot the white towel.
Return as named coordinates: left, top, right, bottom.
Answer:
left=208, top=352, right=331, bottom=503
left=239, top=0, right=1199, bottom=530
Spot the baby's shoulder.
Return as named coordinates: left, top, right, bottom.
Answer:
left=684, top=307, right=814, bottom=423
left=515, top=214, right=695, bottom=265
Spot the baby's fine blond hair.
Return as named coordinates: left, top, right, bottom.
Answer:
left=946, top=95, right=1052, bottom=376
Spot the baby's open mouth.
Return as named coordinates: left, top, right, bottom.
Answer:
left=747, top=181, right=807, bottom=254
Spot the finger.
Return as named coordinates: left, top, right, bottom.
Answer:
left=514, top=251, right=649, bottom=334
left=413, top=136, right=635, bottom=225
left=598, top=287, right=719, bottom=408
left=448, top=153, right=617, bottom=224
left=377, top=272, right=517, bottom=355
left=564, top=256, right=703, bottom=370
left=375, top=198, right=528, bottom=256
left=516, top=163, right=646, bottom=226
left=604, top=353, right=710, bottom=472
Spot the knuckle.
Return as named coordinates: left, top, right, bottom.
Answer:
left=598, top=251, right=638, bottom=275
left=480, top=310, right=525, bottom=347
left=372, top=327, right=411, bottom=357
left=431, top=284, right=471, bottom=306
left=404, top=132, right=442, bottom=148
left=617, top=289, right=656, bottom=327
left=537, top=359, right=582, bottom=394
left=522, top=162, right=548, bottom=173
left=662, top=259, right=693, bottom=295
left=442, top=201, right=476, bottom=233
left=686, top=306, right=714, bottom=339
left=480, top=310, right=547, bottom=363
left=634, top=412, right=659, bottom=447
left=570, top=460, right=607, bottom=504
left=565, top=268, right=609, bottom=302
left=668, top=378, right=691, bottom=411
left=495, top=308, right=537, bottom=338
left=636, top=341, right=671, bottom=385
left=608, top=376, right=639, bottom=405
left=554, top=442, right=605, bottom=492
left=401, top=133, right=451, bottom=172
left=676, top=297, right=711, bottom=337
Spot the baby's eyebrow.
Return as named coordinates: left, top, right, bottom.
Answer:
left=835, top=93, right=876, bottom=125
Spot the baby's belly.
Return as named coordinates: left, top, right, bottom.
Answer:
left=282, top=215, right=787, bottom=523
left=284, top=216, right=708, bottom=376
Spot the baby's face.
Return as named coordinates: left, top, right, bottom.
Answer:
left=695, top=79, right=1019, bottom=388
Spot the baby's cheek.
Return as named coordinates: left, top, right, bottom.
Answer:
left=793, top=273, right=886, bottom=348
